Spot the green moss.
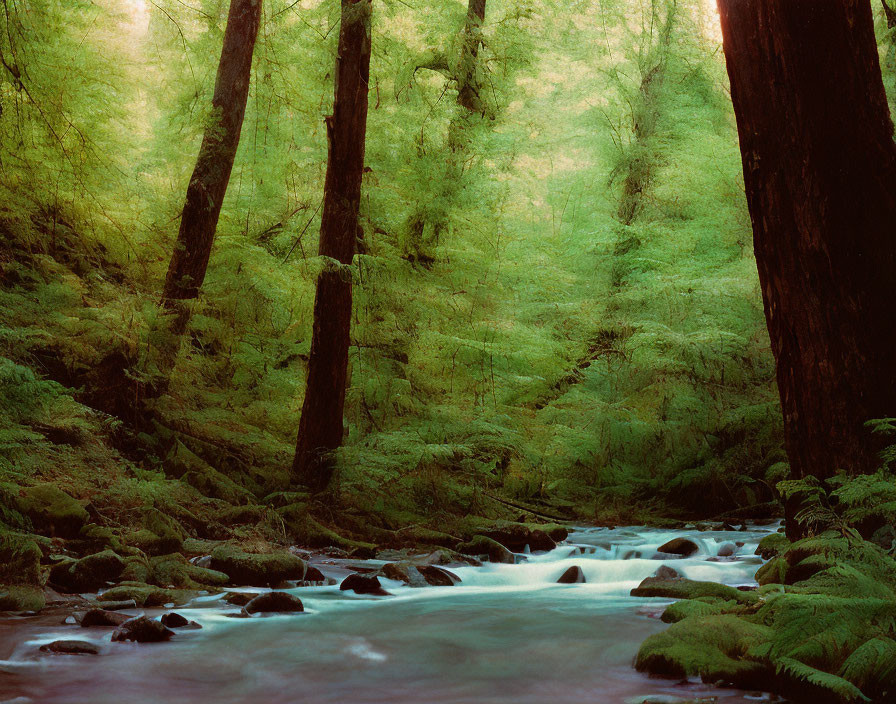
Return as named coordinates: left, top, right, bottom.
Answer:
left=209, top=544, right=307, bottom=586
left=0, top=585, right=45, bottom=612
left=0, top=533, right=42, bottom=586
left=49, top=549, right=125, bottom=592
left=16, top=484, right=88, bottom=538
left=97, top=582, right=197, bottom=607
left=756, top=555, right=788, bottom=586
left=660, top=597, right=743, bottom=623
left=635, top=615, right=772, bottom=688
left=756, top=532, right=790, bottom=560
left=149, top=553, right=229, bottom=588
left=631, top=577, right=757, bottom=604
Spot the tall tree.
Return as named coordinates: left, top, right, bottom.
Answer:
left=293, top=0, right=372, bottom=491
left=456, top=0, right=487, bottom=113
left=153, top=0, right=262, bottom=387
left=717, top=0, right=896, bottom=537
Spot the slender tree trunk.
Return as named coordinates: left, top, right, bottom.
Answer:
left=616, top=0, right=676, bottom=226
left=456, top=0, right=486, bottom=113
left=151, top=0, right=261, bottom=390
left=718, top=0, right=896, bottom=538
left=293, top=0, right=372, bottom=492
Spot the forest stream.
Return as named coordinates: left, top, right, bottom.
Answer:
left=0, top=525, right=782, bottom=704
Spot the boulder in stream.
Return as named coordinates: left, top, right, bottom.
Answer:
left=456, top=536, right=514, bottom=564
left=717, top=542, right=737, bottom=557
left=209, top=545, right=307, bottom=587
left=80, top=608, right=130, bottom=628
left=631, top=576, right=754, bottom=603
left=557, top=566, right=585, bottom=584
left=656, top=537, right=700, bottom=557
left=245, top=591, right=304, bottom=614
left=111, top=615, right=174, bottom=643
left=379, top=562, right=460, bottom=587
left=479, top=522, right=559, bottom=552
left=160, top=612, right=202, bottom=629
left=40, top=640, right=100, bottom=656
left=340, top=574, right=390, bottom=596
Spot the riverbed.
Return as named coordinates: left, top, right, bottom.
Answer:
left=0, top=524, right=782, bottom=704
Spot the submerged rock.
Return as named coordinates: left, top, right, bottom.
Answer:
left=299, top=565, right=327, bottom=585
left=557, top=566, right=585, bottom=584
left=653, top=565, right=680, bottom=580
left=656, top=538, right=700, bottom=557
left=379, top=562, right=460, bottom=587
left=340, top=574, right=390, bottom=596
left=40, top=640, right=100, bottom=655
left=456, top=536, right=514, bottom=564
left=245, top=591, right=304, bottom=614
left=80, top=608, right=130, bottom=628
left=223, top=591, right=254, bottom=607
left=111, top=615, right=174, bottom=643
left=160, top=612, right=202, bottom=629
left=717, top=542, right=737, bottom=557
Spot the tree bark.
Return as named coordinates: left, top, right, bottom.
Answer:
left=293, top=0, right=372, bottom=492
left=456, top=0, right=487, bottom=113
left=161, top=0, right=261, bottom=305
left=718, top=0, right=896, bottom=537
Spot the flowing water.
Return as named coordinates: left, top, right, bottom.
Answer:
left=0, top=525, right=782, bottom=704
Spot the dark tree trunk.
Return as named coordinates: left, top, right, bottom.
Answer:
left=456, top=0, right=486, bottom=113
left=161, top=0, right=261, bottom=306
left=718, top=0, right=896, bottom=538
left=293, top=0, right=372, bottom=492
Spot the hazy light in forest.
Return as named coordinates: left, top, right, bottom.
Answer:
left=702, top=0, right=723, bottom=43
left=125, top=0, right=149, bottom=34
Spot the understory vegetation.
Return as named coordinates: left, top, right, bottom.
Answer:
left=636, top=452, right=896, bottom=704
left=0, top=0, right=783, bottom=545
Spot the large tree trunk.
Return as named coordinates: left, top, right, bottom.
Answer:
left=152, top=0, right=261, bottom=389
left=292, top=0, right=372, bottom=492
left=456, top=0, right=486, bottom=113
left=717, top=0, right=896, bottom=537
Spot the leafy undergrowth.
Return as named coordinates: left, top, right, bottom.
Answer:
left=636, top=470, right=896, bottom=704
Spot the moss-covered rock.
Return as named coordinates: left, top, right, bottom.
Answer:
left=635, top=615, right=771, bottom=688
left=149, top=553, right=229, bottom=588
left=49, top=549, right=125, bottom=593
left=125, top=508, right=184, bottom=556
left=0, top=533, right=43, bottom=586
left=16, top=484, right=88, bottom=537
left=215, top=504, right=265, bottom=526
left=97, top=582, right=196, bottom=607
left=0, top=585, right=45, bottom=611
left=631, top=576, right=756, bottom=604
left=209, top=545, right=307, bottom=586
left=660, top=597, right=743, bottom=623
left=755, top=532, right=790, bottom=560
left=476, top=521, right=560, bottom=552
left=70, top=524, right=124, bottom=555
left=456, top=535, right=515, bottom=563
